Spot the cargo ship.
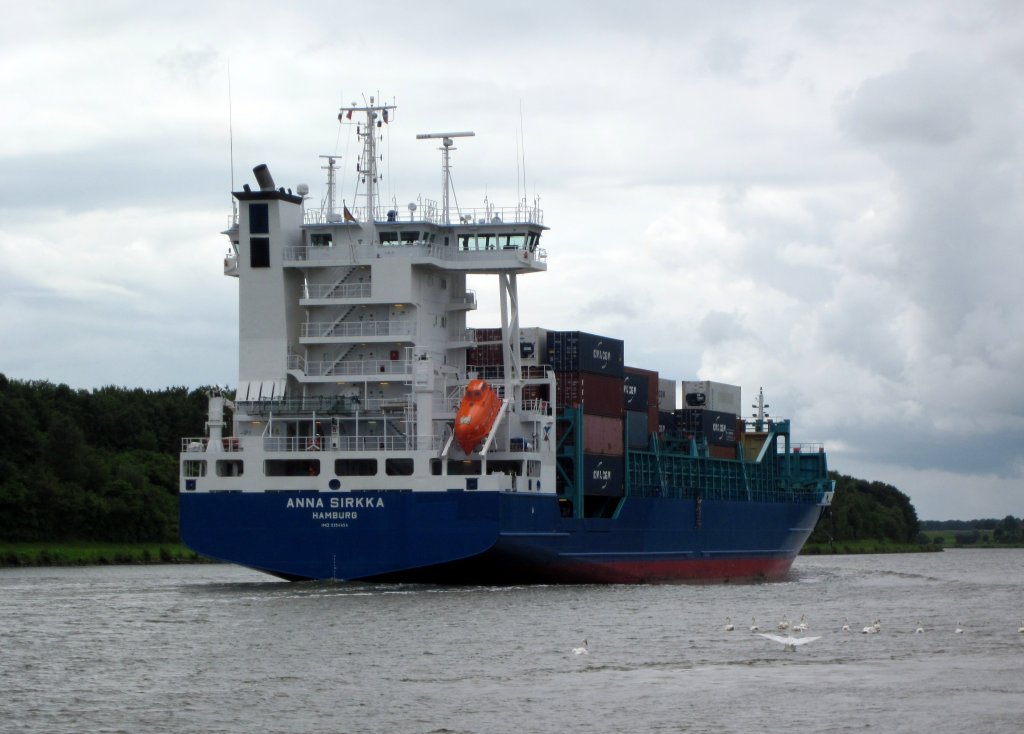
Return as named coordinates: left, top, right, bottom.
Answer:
left=179, top=98, right=834, bottom=583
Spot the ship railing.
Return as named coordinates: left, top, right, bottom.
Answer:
left=466, top=364, right=551, bottom=381
left=790, top=443, right=825, bottom=454
left=288, top=356, right=412, bottom=377
left=236, top=396, right=411, bottom=416
left=264, top=435, right=445, bottom=453
left=301, top=200, right=541, bottom=227
left=301, top=320, right=415, bottom=339
left=302, top=282, right=371, bottom=300
left=181, top=437, right=243, bottom=452
left=283, top=240, right=547, bottom=265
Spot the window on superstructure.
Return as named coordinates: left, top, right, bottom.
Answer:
left=385, top=458, right=414, bottom=476
left=249, top=203, right=269, bottom=234
left=380, top=232, right=398, bottom=245
left=183, top=460, right=206, bottom=477
left=310, top=232, right=332, bottom=247
left=250, top=238, right=270, bottom=268
left=335, top=458, right=378, bottom=476
left=401, top=231, right=418, bottom=244
left=216, top=459, right=244, bottom=477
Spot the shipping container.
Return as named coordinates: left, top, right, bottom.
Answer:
left=624, top=366, right=658, bottom=411
left=623, top=371, right=649, bottom=410
left=546, top=331, right=624, bottom=376
left=519, top=326, right=546, bottom=365
left=708, top=444, right=737, bottom=460
left=658, top=378, right=677, bottom=411
left=626, top=410, right=649, bottom=450
left=554, top=371, right=624, bottom=417
left=582, top=454, right=625, bottom=497
left=676, top=408, right=738, bottom=446
left=680, top=380, right=741, bottom=415
left=657, top=410, right=677, bottom=435
left=583, top=413, right=625, bottom=456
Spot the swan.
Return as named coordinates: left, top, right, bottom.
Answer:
left=862, top=620, right=880, bottom=634
left=915, top=621, right=925, bottom=634
left=794, top=614, right=809, bottom=632
left=572, top=639, right=589, bottom=655
left=1018, top=620, right=1024, bottom=634
left=841, top=616, right=850, bottom=632
left=759, top=633, right=821, bottom=652
left=749, top=617, right=759, bottom=632
left=723, top=617, right=734, bottom=632
left=954, top=621, right=963, bottom=634
left=777, top=616, right=790, bottom=631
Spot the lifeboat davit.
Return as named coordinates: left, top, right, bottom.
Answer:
left=454, top=379, right=502, bottom=454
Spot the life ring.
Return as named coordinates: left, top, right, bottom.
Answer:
left=306, top=437, right=321, bottom=451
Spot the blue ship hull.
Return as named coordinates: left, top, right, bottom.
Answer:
left=179, top=490, right=825, bottom=583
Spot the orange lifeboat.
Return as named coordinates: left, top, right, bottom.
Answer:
left=454, top=379, right=502, bottom=454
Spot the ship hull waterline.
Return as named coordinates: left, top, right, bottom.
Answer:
left=180, top=490, right=825, bottom=584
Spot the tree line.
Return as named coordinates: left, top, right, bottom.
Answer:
left=0, top=374, right=213, bottom=543
left=806, top=473, right=921, bottom=548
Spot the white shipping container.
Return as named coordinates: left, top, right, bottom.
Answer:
left=658, top=378, right=677, bottom=411
left=681, top=380, right=741, bottom=415
left=519, top=326, right=547, bottom=366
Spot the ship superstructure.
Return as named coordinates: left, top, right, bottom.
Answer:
left=180, top=98, right=834, bottom=583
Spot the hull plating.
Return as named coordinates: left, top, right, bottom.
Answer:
left=180, top=490, right=823, bottom=583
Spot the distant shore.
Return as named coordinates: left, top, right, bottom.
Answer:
left=0, top=542, right=214, bottom=568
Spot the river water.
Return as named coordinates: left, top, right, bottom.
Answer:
left=2, top=549, right=1022, bottom=734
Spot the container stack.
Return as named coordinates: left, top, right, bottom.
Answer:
left=657, top=378, right=678, bottom=437
left=676, top=380, right=741, bottom=459
left=547, top=331, right=625, bottom=496
left=624, top=366, right=659, bottom=450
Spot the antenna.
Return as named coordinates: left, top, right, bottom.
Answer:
left=339, top=96, right=396, bottom=222
left=319, top=155, right=339, bottom=221
left=227, top=61, right=237, bottom=222
left=416, top=132, right=475, bottom=225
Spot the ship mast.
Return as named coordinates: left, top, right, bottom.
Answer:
left=416, top=131, right=475, bottom=224
left=339, top=96, right=396, bottom=222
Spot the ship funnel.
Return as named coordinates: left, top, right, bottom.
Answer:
left=253, top=164, right=276, bottom=192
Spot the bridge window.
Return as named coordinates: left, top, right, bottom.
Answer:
left=310, top=232, right=332, bottom=247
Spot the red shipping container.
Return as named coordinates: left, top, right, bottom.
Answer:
left=554, top=371, right=624, bottom=417
left=583, top=414, right=624, bottom=456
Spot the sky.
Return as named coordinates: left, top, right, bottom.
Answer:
left=2, top=0, right=1023, bottom=520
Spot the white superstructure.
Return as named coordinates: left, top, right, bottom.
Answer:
left=182, top=98, right=557, bottom=496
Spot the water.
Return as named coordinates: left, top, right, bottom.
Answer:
left=2, top=550, right=1022, bottom=734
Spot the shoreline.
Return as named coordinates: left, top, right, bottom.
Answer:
left=0, top=542, right=215, bottom=568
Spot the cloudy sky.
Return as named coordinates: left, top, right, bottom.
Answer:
left=2, top=1, right=1023, bottom=520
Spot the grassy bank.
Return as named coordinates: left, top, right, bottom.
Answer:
left=802, top=539, right=939, bottom=555
left=0, top=542, right=213, bottom=568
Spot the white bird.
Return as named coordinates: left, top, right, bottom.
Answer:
left=841, top=617, right=850, bottom=632
left=749, top=617, right=759, bottom=632
left=915, top=621, right=925, bottom=634
left=759, top=633, right=821, bottom=652
left=954, top=621, right=963, bottom=634
left=1017, top=620, right=1023, bottom=634
left=777, top=616, right=790, bottom=631
left=723, top=617, right=734, bottom=632
left=862, top=619, right=880, bottom=634
left=572, top=639, right=589, bottom=655
left=794, top=614, right=809, bottom=632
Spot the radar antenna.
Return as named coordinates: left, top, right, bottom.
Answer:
left=416, top=131, right=475, bottom=225
left=319, top=155, right=339, bottom=221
